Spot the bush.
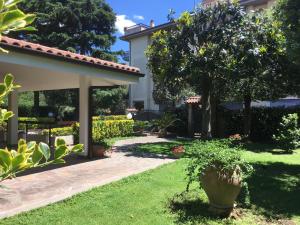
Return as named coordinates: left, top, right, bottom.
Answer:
left=18, top=117, right=56, bottom=130
left=93, top=115, right=128, bottom=121
left=43, top=126, right=73, bottom=137
left=273, top=113, right=300, bottom=152
left=152, top=113, right=179, bottom=137
left=43, top=120, right=133, bottom=144
left=222, top=107, right=300, bottom=142
left=133, top=120, right=151, bottom=132
left=92, top=120, right=133, bottom=143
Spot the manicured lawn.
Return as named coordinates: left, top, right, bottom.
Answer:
left=1, top=141, right=299, bottom=225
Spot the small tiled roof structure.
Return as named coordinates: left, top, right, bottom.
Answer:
left=0, top=36, right=142, bottom=76
left=185, top=96, right=202, bottom=105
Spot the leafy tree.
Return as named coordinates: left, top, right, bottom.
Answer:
left=12, top=0, right=118, bottom=61
left=92, top=86, right=128, bottom=115
left=229, top=14, right=292, bottom=137
left=147, top=3, right=295, bottom=139
left=274, top=0, right=300, bottom=97
left=275, top=0, right=300, bottom=65
left=147, top=3, right=246, bottom=139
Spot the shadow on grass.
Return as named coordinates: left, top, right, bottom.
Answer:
left=119, top=140, right=193, bottom=159
left=242, top=142, right=296, bottom=155
left=248, top=162, right=300, bottom=220
left=169, top=162, right=300, bottom=224
left=168, top=190, right=217, bottom=225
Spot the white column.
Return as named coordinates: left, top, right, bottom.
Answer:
left=8, top=90, right=18, bottom=146
left=79, top=76, right=91, bottom=157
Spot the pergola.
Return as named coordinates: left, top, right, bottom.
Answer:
left=0, top=36, right=143, bottom=157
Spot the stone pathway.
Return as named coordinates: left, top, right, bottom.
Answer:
left=0, top=136, right=175, bottom=219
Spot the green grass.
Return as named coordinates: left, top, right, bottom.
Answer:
left=1, top=141, right=299, bottom=225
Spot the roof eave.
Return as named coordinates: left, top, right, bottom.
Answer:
left=0, top=43, right=144, bottom=78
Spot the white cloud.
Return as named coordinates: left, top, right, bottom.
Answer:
left=115, top=15, right=136, bottom=35
left=133, top=15, right=145, bottom=20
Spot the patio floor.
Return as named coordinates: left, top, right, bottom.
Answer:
left=0, top=136, right=175, bottom=219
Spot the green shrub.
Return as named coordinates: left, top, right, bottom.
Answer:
left=152, top=113, right=179, bottom=137
left=133, top=120, right=151, bottom=132
left=92, top=120, right=134, bottom=143
left=222, top=107, right=300, bottom=142
left=43, top=126, right=73, bottom=137
left=97, top=139, right=115, bottom=150
left=18, top=117, right=56, bottom=130
left=93, top=115, right=128, bottom=121
left=42, top=120, right=133, bottom=144
left=273, top=113, right=300, bottom=152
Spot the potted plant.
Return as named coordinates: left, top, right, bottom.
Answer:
left=133, top=120, right=150, bottom=136
left=152, top=113, right=179, bottom=138
left=186, top=140, right=253, bottom=217
left=171, top=145, right=185, bottom=158
left=93, top=139, right=114, bottom=158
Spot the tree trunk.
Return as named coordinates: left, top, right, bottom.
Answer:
left=34, top=91, right=39, bottom=115
left=243, top=95, right=252, bottom=139
left=201, top=78, right=212, bottom=139
left=211, top=96, right=218, bottom=138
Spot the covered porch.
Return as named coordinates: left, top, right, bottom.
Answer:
left=0, top=36, right=143, bottom=157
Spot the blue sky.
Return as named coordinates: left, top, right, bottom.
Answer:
left=106, top=0, right=202, bottom=52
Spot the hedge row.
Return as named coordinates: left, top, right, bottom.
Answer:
left=41, top=119, right=134, bottom=144
left=222, top=107, right=300, bottom=142
left=92, top=120, right=134, bottom=143
left=43, top=126, right=74, bottom=137
left=18, top=117, right=56, bottom=130
left=92, top=115, right=128, bottom=121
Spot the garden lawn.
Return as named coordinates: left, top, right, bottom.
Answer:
left=0, top=141, right=299, bottom=225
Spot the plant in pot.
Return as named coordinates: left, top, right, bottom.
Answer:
left=171, top=145, right=185, bottom=158
left=186, top=140, right=253, bottom=217
left=152, top=113, right=179, bottom=138
left=133, top=120, right=150, bottom=136
left=92, top=139, right=114, bottom=158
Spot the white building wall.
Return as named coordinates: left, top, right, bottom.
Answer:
left=129, top=36, right=159, bottom=111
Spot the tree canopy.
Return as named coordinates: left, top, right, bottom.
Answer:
left=10, top=0, right=121, bottom=61
left=147, top=2, right=294, bottom=139
left=275, top=0, right=300, bottom=65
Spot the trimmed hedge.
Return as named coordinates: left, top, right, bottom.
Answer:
left=52, top=120, right=134, bottom=144
left=18, top=117, right=56, bottom=130
left=92, top=120, right=134, bottom=143
left=93, top=115, right=128, bottom=121
left=43, top=127, right=73, bottom=136
left=222, top=107, right=300, bottom=142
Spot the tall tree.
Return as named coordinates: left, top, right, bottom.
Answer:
left=229, top=14, right=292, bottom=137
left=147, top=3, right=295, bottom=139
left=275, top=0, right=300, bottom=65
left=11, top=0, right=118, bottom=61
left=147, top=3, right=245, bottom=139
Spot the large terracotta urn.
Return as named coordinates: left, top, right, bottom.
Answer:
left=200, top=166, right=242, bottom=217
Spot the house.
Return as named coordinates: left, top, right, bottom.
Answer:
left=202, top=0, right=276, bottom=10
left=120, top=0, right=277, bottom=112
left=0, top=36, right=143, bottom=157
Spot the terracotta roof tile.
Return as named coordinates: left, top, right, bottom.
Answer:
left=0, top=36, right=142, bottom=76
left=185, top=96, right=202, bottom=104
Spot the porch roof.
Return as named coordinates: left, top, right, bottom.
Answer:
left=0, top=36, right=142, bottom=76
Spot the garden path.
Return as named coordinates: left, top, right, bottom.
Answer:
left=0, top=136, right=175, bottom=219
